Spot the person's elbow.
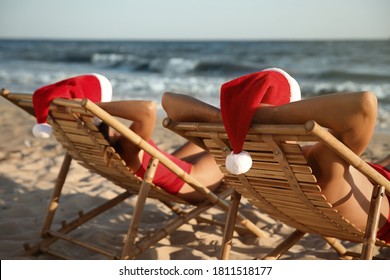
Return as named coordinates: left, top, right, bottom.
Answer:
left=143, top=100, right=157, bottom=121
left=359, top=91, right=377, bottom=122
left=162, top=92, right=172, bottom=112
left=346, top=91, right=378, bottom=155
left=162, top=92, right=177, bottom=118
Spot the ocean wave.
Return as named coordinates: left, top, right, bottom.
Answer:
left=91, top=53, right=149, bottom=70
left=91, top=53, right=259, bottom=76
left=300, top=80, right=390, bottom=101
left=193, top=61, right=259, bottom=75
left=309, top=70, right=390, bottom=83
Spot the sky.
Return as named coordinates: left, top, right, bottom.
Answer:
left=0, top=0, right=389, bottom=41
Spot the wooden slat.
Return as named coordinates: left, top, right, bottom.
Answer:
left=65, top=134, right=97, bottom=145
left=266, top=197, right=331, bottom=208
left=50, top=111, right=78, bottom=121
left=225, top=176, right=319, bottom=193
left=281, top=143, right=304, bottom=154
left=168, top=120, right=313, bottom=136
left=252, top=186, right=325, bottom=201
left=2, top=92, right=33, bottom=100
left=53, top=119, right=81, bottom=129
left=248, top=161, right=312, bottom=174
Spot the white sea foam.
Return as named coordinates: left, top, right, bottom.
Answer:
left=1, top=40, right=389, bottom=113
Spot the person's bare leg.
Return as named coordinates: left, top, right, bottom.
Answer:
left=177, top=152, right=224, bottom=203
left=172, top=142, right=224, bottom=202
left=171, top=141, right=205, bottom=161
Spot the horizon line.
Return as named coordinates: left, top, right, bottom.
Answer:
left=0, top=36, right=389, bottom=42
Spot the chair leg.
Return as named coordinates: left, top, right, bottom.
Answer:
left=322, top=236, right=346, bottom=254
left=25, top=152, right=135, bottom=257
left=219, top=190, right=241, bottom=260
left=323, top=236, right=362, bottom=260
left=121, top=157, right=159, bottom=260
left=41, top=153, right=72, bottom=237
left=262, top=229, right=305, bottom=260
left=361, top=184, right=385, bottom=260
left=24, top=191, right=132, bottom=257
left=126, top=188, right=233, bottom=259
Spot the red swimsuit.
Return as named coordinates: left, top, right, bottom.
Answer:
left=135, top=140, right=192, bottom=194
left=368, top=162, right=390, bottom=243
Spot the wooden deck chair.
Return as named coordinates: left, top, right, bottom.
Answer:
left=163, top=117, right=390, bottom=260
left=0, top=89, right=265, bottom=260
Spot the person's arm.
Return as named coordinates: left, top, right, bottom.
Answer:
left=97, top=100, right=157, bottom=142
left=162, top=91, right=377, bottom=155
left=253, top=91, right=378, bottom=155
left=162, top=92, right=223, bottom=123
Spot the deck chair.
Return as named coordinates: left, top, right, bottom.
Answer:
left=0, top=89, right=265, bottom=260
left=163, top=117, right=390, bottom=260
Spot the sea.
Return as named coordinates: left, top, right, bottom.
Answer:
left=0, top=39, right=389, bottom=119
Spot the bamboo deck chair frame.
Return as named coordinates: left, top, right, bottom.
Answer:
left=163, top=117, right=390, bottom=260
left=1, top=89, right=265, bottom=260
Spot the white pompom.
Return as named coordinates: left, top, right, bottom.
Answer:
left=32, top=123, right=52, bottom=138
left=225, top=150, right=252, bottom=175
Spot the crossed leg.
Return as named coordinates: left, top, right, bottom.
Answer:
left=172, top=141, right=224, bottom=202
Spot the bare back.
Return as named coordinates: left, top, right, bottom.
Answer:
left=303, top=142, right=389, bottom=230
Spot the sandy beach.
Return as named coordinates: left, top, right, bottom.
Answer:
left=0, top=95, right=389, bottom=260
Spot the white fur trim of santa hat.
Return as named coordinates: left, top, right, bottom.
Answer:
left=264, top=68, right=301, bottom=102
left=91, top=73, right=113, bottom=102
left=90, top=73, right=113, bottom=127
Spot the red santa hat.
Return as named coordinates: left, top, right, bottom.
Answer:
left=220, top=68, right=301, bottom=175
left=32, top=73, right=112, bottom=138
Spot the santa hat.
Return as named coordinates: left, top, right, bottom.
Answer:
left=32, top=73, right=112, bottom=138
left=220, top=68, right=301, bottom=175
